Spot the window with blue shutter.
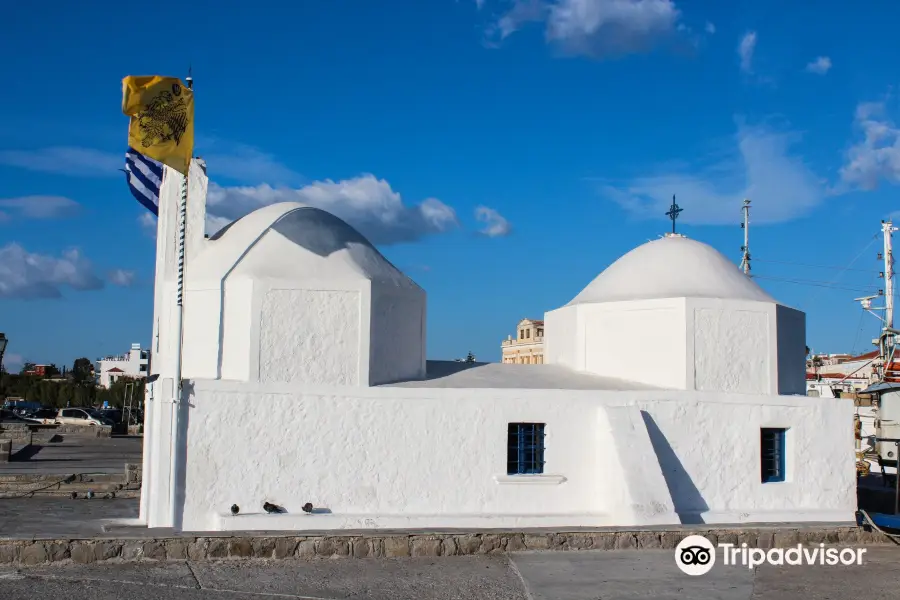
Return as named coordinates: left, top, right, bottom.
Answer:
left=761, top=428, right=786, bottom=483
left=507, top=423, right=545, bottom=475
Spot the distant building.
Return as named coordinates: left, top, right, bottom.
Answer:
left=501, top=318, right=544, bottom=364
left=22, top=364, right=50, bottom=377
left=96, top=343, right=149, bottom=388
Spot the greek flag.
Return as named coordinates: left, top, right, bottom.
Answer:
left=124, top=147, right=164, bottom=215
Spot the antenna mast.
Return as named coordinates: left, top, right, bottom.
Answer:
left=883, top=220, right=896, bottom=331
left=740, top=199, right=751, bottom=275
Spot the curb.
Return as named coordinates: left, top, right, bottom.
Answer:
left=0, top=526, right=893, bottom=566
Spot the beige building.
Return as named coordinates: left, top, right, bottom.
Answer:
left=501, top=318, right=544, bottom=364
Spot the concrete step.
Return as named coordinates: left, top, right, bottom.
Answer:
left=0, top=473, right=124, bottom=484
left=0, top=488, right=140, bottom=498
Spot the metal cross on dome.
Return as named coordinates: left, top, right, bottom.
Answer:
left=665, top=195, right=683, bottom=234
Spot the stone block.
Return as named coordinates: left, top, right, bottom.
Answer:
left=440, top=537, right=459, bottom=556
left=614, top=533, right=637, bottom=550
left=20, top=543, right=48, bottom=566
left=524, top=534, right=550, bottom=550
left=47, top=542, right=70, bottom=562
left=187, top=539, right=209, bottom=561
left=756, top=532, right=774, bottom=549
left=717, top=533, right=738, bottom=546
left=773, top=531, right=800, bottom=547
left=384, top=537, right=410, bottom=558
left=505, top=534, right=525, bottom=552
left=659, top=532, right=681, bottom=550
left=548, top=534, right=566, bottom=550
left=206, top=539, right=229, bottom=559
left=0, top=544, right=20, bottom=564
left=637, top=532, right=661, bottom=549
left=566, top=534, right=593, bottom=550
left=296, top=540, right=316, bottom=559
left=121, top=541, right=145, bottom=561
left=480, top=535, right=502, bottom=554
left=165, top=540, right=189, bottom=560
left=369, top=538, right=385, bottom=558
left=587, top=533, right=613, bottom=550
left=273, top=538, right=298, bottom=559
left=410, top=538, right=441, bottom=557
left=70, top=543, right=98, bottom=564
left=251, top=537, right=276, bottom=559
left=142, top=541, right=166, bottom=561
left=351, top=538, right=370, bottom=558
left=316, top=538, right=348, bottom=558
left=228, top=539, right=253, bottom=558
left=702, top=532, right=718, bottom=547
left=456, top=535, right=482, bottom=555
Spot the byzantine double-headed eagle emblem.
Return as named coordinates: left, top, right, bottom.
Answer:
left=136, top=83, right=189, bottom=149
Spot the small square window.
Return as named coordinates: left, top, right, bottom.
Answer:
left=507, top=423, right=545, bottom=475
left=761, top=428, right=786, bottom=483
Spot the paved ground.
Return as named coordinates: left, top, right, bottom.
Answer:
left=0, top=498, right=139, bottom=539
left=0, top=548, right=897, bottom=599
left=0, top=436, right=142, bottom=475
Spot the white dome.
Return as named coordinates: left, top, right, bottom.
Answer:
left=568, top=235, right=775, bottom=305
left=188, top=202, right=418, bottom=288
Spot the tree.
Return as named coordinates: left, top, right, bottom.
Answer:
left=71, top=357, right=94, bottom=385
left=44, top=364, right=61, bottom=378
left=20, top=362, right=36, bottom=375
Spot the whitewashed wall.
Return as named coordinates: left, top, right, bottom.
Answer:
left=545, top=297, right=805, bottom=396
left=172, top=380, right=856, bottom=532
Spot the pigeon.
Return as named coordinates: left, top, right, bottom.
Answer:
left=70, top=492, right=78, bottom=499
left=230, top=504, right=240, bottom=516
left=86, top=490, right=94, bottom=499
left=302, top=503, right=313, bottom=514
left=262, top=502, right=283, bottom=514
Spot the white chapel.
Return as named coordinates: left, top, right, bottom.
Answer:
left=141, top=160, right=856, bottom=532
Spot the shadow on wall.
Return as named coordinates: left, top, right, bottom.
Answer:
left=640, top=410, right=708, bottom=524
left=173, top=379, right=196, bottom=531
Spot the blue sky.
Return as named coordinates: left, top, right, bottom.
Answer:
left=2, top=0, right=900, bottom=369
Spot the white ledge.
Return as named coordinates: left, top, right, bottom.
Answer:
left=492, top=474, right=567, bottom=485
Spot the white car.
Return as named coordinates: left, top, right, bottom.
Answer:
left=56, top=408, right=113, bottom=427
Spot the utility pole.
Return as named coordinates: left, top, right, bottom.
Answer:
left=740, top=199, right=751, bottom=275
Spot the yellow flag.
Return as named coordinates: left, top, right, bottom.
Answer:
left=122, top=75, right=194, bottom=174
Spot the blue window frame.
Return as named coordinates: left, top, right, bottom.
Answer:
left=761, top=428, right=786, bottom=483
left=507, top=423, right=545, bottom=475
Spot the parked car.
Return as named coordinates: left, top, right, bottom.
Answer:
left=55, top=408, right=115, bottom=427
left=22, top=408, right=60, bottom=424
left=0, top=409, right=33, bottom=424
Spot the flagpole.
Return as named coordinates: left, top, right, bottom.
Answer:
left=169, top=68, right=193, bottom=529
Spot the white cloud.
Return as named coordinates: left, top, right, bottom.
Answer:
left=0, top=196, right=80, bottom=221
left=206, top=175, right=458, bottom=245
left=137, top=212, right=157, bottom=237
left=838, top=101, right=900, bottom=191
left=806, top=56, right=832, bottom=75
left=600, top=124, right=823, bottom=224
left=490, top=0, right=681, bottom=57
left=738, top=31, right=756, bottom=73
left=0, top=147, right=120, bottom=177
left=474, top=206, right=512, bottom=237
left=0, top=244, right=103, bottom=299
left=704, top=21, right=715, bottom=34
left=108, top=269, right=136, bottom=287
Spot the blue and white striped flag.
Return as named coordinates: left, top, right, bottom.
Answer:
left=124, top=147, right=164, bottom=216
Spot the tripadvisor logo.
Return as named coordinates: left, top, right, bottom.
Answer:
left=674, top=535, right=867, bottom=575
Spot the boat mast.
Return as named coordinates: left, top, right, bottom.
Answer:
left=740, top=199, right=751, bottom=275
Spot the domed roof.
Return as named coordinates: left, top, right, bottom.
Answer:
left=188, top=202, right=419, bottom=288
left=568, top=235, right=775, bottom=305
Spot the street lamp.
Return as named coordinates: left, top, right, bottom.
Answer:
left=0, top=332, right=7, bottom=402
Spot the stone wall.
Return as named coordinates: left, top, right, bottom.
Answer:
left=0, top=526, right=890, bottom=565
left=0, top=440, right=10, bottom=462
left=0, top=424, right=32, bottom=444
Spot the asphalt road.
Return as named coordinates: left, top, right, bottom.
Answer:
left=0, top=547, right=898, bottom=600
left=0, top=435, right=142, bottom=475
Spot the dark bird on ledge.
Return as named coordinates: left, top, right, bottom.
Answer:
left=230, top=504, right=240, bottom=516
left=263, top=502, right=284, bottom=514
left=302, top=503, right=313, bottom=514
left=70, top=492, right=78, bottom=499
